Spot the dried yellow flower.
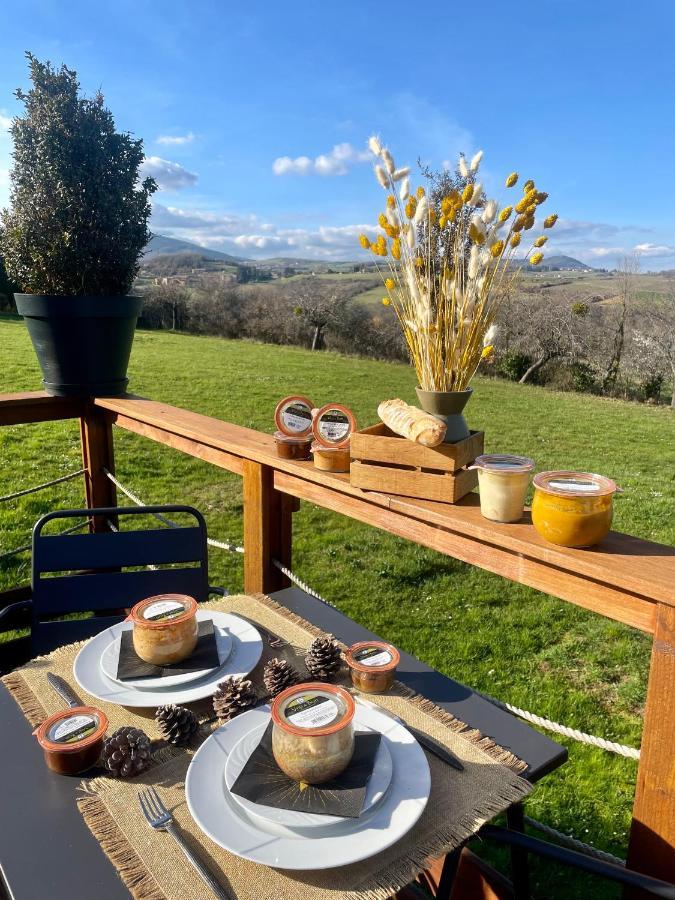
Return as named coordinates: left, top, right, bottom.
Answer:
left=505, top=172, right=518, bottom=187
left=544, top=214, right=558, bottom=228
left=515, top=197, right=530, bottom=214
left=415, top=256, right=424, bottom=267
left=428, top=208, right=438, bottom=225
left=462, top=184, right=474, bottom=203
left=534, top=236, right=548, bottom=248
left=405, top=197, right=417, bottom=219
left=530, top=252, right=544, bottom=265
left=439, top=215, right=448, bottom=228
left=535, top=191, right=548, bottom=205
left=384, top=277, right=395, bottom=289
left=359, top=234, right=370, bottom=249
left=381, top=297, right=391, bottom=306
left=386, top=195, right=396, bottom=209
left=391, top=238, right=401, bottom=260
left=469, top=223, right=485, bottom=244
left=498, top=206, right=513, bottom=222
left=378, top=213, right=388, bottom=228
left=490, top=240, right=505, bottom=258
left=441, top=196, right=453, bottom=213
left=523, top=216, right=535, bottom=230
left=481, top=344, right=494, bottom=359
left=416, top=186, right=425, bottom=199
left=523, top=179, right=535, bottom=193
left=512, top=217, right=525, bottom=232
left=510, top=232, right=522, bottom=248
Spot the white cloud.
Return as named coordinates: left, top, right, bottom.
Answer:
left=273, top=142, right=371, bottom=177
left=156, top=132, right=195, bottom=145
left=0, top=112, right=11, bottom=131
left=633, top=242, right=675, bottom=258
left=141, top=156, right=198, bottom=191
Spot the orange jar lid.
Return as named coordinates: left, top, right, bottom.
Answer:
left=345, top=641, right=400, bottom=673
left=312, top=404, right=356, bottom=449
left=130, top=594, right=197, bottom=629
left=272, top=682, right=354, bottom=737
left=34, top=706, right=108, bottom=753
left=533, top=471, right=618, bottom=497
left=274, top=395, right=315, bottom=438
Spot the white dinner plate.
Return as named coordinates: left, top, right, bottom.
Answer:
left=224, top=719, right=393, bottom=830
left=73, top=611, right=263, bottom=707
left=185, top=703, right=430, bottom=870
left=99, top=623, right=233, bottom=690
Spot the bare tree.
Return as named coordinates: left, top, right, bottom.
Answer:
left=629, top=299, right=675, bottom=406
left=288, top=279, right=355, bottom=350
left=602, top=254, right=638, bottom=392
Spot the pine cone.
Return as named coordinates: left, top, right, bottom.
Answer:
left=102, top=727, right=152, bottom=778
left=305, top=635, right=342, bottom=681
left=155, top=704, right=199, bottom=746
left=213, top=676, right=257, bottom=722
left=263, top=658, right=301, bottom=697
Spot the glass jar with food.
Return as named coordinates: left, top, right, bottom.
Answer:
left=471, top=454, right=535, bottom=523
left=345, top=640, right=400, bottom=693
left=310, top=404, right=356, bottom=473
left=130, top=594, right=199, bottom=665
left=34, top=706, right=108, bottom=775
left=532, top=471, right=620, bottom=548
left=271, top=682, right=355, bottom=783
left=273, top=395, right=315, bottom=460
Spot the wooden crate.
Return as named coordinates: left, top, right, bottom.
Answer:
left=350, top=423, right=484, bottom=503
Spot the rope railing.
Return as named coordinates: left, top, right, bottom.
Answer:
left=0, top=468, right=85, bottom=504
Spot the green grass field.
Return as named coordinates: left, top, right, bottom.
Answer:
left=1, top=317, right=673, bottom=898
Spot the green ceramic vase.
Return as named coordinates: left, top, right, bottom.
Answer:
left=415, top=387, right=472, bottom=443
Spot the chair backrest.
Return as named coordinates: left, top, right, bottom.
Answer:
left=30, top=505, right=209, bottom=654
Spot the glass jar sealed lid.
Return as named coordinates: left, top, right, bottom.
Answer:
left=130, top=594, right=197, bottom=627
left=533, top=471, right=618, bottom=497
left=312, top=404, right=356, bottom=449
left=35, top=706, right=108, bottom=753
left=344, top=641, right=400, bottom=673
left=272, top=683, right=354, bottom=736
left=274, top=395, right=315, bottom=437
left=473, top=454, right=535, bottom=473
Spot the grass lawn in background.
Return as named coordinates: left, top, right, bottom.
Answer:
left=1, top=317, right=673, bottom=898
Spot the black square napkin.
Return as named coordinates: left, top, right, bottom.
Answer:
left=116, top=619, right=220, bottom=680
left=230, top=721, right=382, bottom=818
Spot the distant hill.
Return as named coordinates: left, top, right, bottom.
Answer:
left=525, top=255, right=593, bottom=271
left=143, top=234, right=245, bottom=263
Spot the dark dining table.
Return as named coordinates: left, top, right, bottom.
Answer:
left=0, top=586, right=567, bottom=900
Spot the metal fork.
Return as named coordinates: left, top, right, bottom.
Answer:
left=138, top=787, right=232, bottom=899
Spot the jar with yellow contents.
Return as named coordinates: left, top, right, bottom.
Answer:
left=531, top=471, right=620, bottom=548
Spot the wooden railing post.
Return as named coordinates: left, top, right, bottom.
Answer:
left=80, top=403, right=117, bottom=532
left=242, top=460, right=292, bottom=594
left=627, top=602, right=675, bottom=891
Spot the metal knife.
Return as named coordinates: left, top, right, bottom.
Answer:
left=47, top=672, right=82, bottom=709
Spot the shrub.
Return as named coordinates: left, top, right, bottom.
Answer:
left=497, top=351, right=533, bottom=382
left=0, top=53, right=156, bottom=295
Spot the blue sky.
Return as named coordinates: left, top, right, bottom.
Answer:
left=1, top=0, right=674, bottom=268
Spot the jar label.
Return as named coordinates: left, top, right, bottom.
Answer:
left=282, top=403, right=312, bottom=433
left=317, top=411, right=350, bottom=442
left=49, top=714, right=97, bottom=744
left=353, top=646, right=393, bottom=667
left=143, top=600, right=185, bottom=621
left=549, top=479, right=597, bottom=493
left=284, top=694, right=340, bottom=729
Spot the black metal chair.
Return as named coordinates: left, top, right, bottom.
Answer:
left=0, top=504, right=223, bottom=669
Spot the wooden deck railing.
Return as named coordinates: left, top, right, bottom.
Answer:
left=1, top=390, right=674, bottom=885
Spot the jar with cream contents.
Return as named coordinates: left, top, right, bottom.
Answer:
left=471, top=454, right=535, bottom=523
left=130, top=594, right=199, bottom=666
left=34, top=706, right=108, bottom=775
left=271, top=683, right=355, bottom=783
left=345, top=641, right=400, bottom=693
left=311, top=404, right=356, bottom=473
left=273, top=395, right=314, bottom=460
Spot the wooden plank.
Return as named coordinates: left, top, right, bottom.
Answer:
left=92, top=396, right=675, bottom=609
left=352, top=423, right=484, bottom=472
left=242, top=460, right=291, bottom=594
left=350, top=459, right=477, bottom=503
left=0, top=391, right=84, bottom=425
left=627, top=602, right=675, bottom=889
left=80, top=404, right=116, bottom=531
left=274, top=470, right=656, bottom=633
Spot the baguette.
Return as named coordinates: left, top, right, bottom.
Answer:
left=377, top=398, right=446, bottom=447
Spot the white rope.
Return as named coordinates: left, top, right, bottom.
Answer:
left=102, top=469, right=244, bottom=553
left=271, top=558, right=335, bottom=608
left=524, top=816, right=626, bottom=867
left=475, top=689, right=640, bottom=759
left=0, top=520, right=89, bottom=563
left=0, top=468, right=85, bottom=504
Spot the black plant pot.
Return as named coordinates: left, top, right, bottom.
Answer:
left=14, top=294, right=142, bottom=397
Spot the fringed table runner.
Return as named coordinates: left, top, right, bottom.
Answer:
left=3, top=593, right=531, bottom=900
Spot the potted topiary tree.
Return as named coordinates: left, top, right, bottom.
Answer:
left=0, top=53, right=156, bottom=396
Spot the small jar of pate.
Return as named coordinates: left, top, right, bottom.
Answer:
left=471, top=454, right=535, bottom=524
left=34, top=706, right=108, bottom=775
left=345, top=641, right=400, bottom=693
left=273, top=395, right=314, bottom=460
left=311, top=404, right=356, bottom=474
left=271, top=682, right=355, bottom=784
left=130, top=594, right=198, bottom=666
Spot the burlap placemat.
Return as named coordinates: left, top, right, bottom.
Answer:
left=3, top=593, right=531, bottom=900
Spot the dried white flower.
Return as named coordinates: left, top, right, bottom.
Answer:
left=470, top=150, right=484, bottom=173
left=468, top=245, right=480, bottom=280
left=382, top=148, right=395, bottom=174
left=482, top=199, right=498, bottom=224
left=471, top=182, right=483, bottom=205
left=392, top=166, right=410, bottom=181
left=400, top=177, right=410, bottom=200
left=386, top=206, right=399, bottom=228
left=483, top=324, right=498, bottom=346
left=374, top=165, right=389, bottom=189
left=470, top=212, right=485, bottom=234
left=406, top=225, right=416, bottom=249
left=413, top=196, right=427, bottom=225
left=368, top=135, right=383, bottom=156
left=458, top=154, right=469, bottom=178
